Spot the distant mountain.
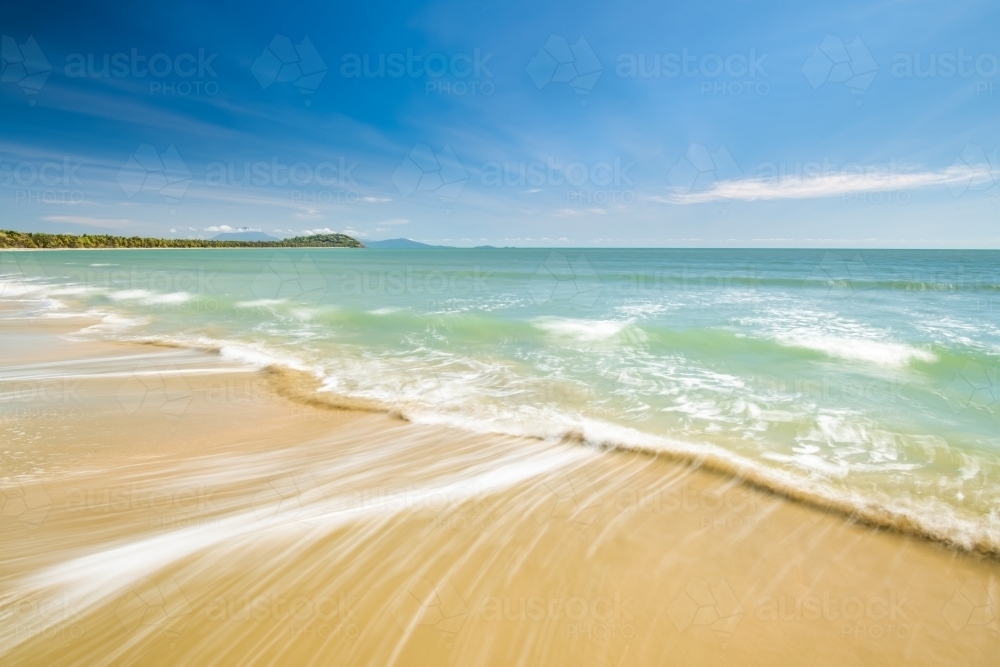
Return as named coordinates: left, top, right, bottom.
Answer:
left=212, top=231, right=280, bottom=242
left=360, top=238, right=449, bottom=249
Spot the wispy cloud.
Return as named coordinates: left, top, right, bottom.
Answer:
left=294, top=207, right=323, bottom=221
left=553, top=208, right=608, bottom=217
left=43, top=215, right=132, bottom=229
left=204, top=226, right=262, bottom=233
left=657, top=165, right=997, bottom=204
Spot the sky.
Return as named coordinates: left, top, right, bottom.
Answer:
left=1, top=0, right=999, bottom=247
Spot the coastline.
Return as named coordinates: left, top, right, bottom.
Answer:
left=1, top=305, right=998, bottom=665
left=0, top=247, right=362, bottom=251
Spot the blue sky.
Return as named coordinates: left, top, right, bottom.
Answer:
left=1, top=0, right=999, bottom=246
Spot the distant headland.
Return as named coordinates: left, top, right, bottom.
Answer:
left=0, top=230, right=364, bottom=249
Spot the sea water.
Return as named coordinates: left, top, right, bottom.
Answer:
left=2, top=247, right=999, bottom=551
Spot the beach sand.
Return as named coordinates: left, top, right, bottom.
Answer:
left=1, top=309, right=997, bottom=666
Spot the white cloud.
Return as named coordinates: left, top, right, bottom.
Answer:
left=300, top=227, right=336, bottom=236
left=360, top=196, right=391, bottom=203
left=659, top=165, right=989, bottom=204
left=374, top=218, right=409, bottom=226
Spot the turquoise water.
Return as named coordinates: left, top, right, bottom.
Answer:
left=3, top=248, right=999, bottom=551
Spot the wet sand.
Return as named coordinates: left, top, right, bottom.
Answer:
left=1, top=309, right=997, bottom=665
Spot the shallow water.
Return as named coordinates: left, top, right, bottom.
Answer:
left=2, top=247, right=999, bottom=552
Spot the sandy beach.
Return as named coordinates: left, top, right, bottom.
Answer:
left=1, top=304, right=997, bottom=666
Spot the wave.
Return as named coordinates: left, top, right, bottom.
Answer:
left=108, top=289, right=194, bottom=305
left=108, top=333, right=999, bottom=558
left=234, top=298, right=288, bottom=309
left=386, top=403, right=1000, bottom=558
left=0, top=278, right=45, bottom=299
left=532, top=317, right=634, bottom=342
left=774, top=331, right=936, bottom=367
left=76, top=313, right=149, bottom=334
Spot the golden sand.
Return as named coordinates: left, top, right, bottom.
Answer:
left=0, top=313, right=997, bottom=665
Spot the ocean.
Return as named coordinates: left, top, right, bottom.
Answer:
left=2, top=247, right=999, bottom=553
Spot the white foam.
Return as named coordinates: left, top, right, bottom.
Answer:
left=77, top=313, right=148, bottom=334
left=143, top=292, right=193, bottom=304
left=109, top=289, right=153, bottom=300
left=775, top=331, right=935, bottom=367
left=615, top=302, right=673, bottom=318
left=108, top=289, right=193, bottom=305
left=532, top=317, right=633, bottom=342
left=216, top=342, right=311, bottom=372
left=0, top=279, right=44, bottom=298
left=235, top=298, right=288, bottom=309
left=47, top=286, right=101, bottom=296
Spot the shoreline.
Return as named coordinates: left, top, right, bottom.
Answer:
left=124, top=331, right=1000, bottom=560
